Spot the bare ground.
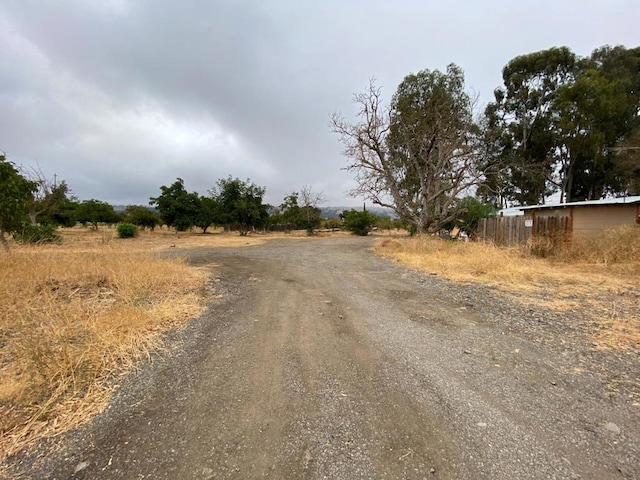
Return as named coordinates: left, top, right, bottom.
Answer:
left=4, top=237, right=639, bottom=479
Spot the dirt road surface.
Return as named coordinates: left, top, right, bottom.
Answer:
left=8, top=237, right=639, bottom=479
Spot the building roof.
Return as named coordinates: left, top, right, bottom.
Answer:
left=517, top=196, right=640, bottom=211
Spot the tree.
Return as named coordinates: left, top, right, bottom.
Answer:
left=0, top=154, right=37, bottom=250
left=332, top=64, right=483, bottom=234
left=278, top=192, right=302, bottom=231
left=75, top=200, right=121, bottom=229
left=149, top=178, right=200, bottom=231
left=553, top=47, right=640, bottom=201
left=481, top=45, right=640, bottom=205
left=215, top=177, right=269, bottom=235
left=452, top=196, right=497, bottom=236
left=194, top=196, right=222, bottom=233
left=341, top=209, right=378, bottom=236
left=277, top=187, right=324, bottom=234
left=37, top=181, right=77, bottom=227
left=123, top=205, right=161, bottom=230
left=298, top=185, right=324, bottom=234
left=483, top=47, right=577, bottom=205
left=611, top=126, right=640, bottom=195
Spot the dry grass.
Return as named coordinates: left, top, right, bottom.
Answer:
left=0, top=228, right=213, bottom=461
left=374, top=225, right=640, bottom=350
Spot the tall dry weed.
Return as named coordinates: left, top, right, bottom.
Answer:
left=374, top=227, right=640, bottom=350
left=0, top=240, right=208, bottom=460
left=557, top=225, right=640, bottom=267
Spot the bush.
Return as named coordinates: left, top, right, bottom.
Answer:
left=13, top=224, right=62, bottom=244
left=117, top=223, right=138, bottom=239
left=341, top=210, right=378, bottom=236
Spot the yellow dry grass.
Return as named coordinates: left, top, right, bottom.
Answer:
left=374, top=225, right=640, bottom=350
left=0, top=229, right=212, bottom=461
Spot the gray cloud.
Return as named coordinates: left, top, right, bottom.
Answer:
left=1, top=0, right=638, bottom=206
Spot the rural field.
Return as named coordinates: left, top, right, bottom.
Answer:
left=1, top=226, right=639, bottom=479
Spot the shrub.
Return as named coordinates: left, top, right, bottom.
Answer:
left=341, top=210, right=378, bottom=236
left=117, top=223, right=138, bottom=239
left=13, top=224, right=62, bottom=244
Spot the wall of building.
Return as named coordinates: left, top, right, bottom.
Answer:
left=572, top=205, right=638, bottom=237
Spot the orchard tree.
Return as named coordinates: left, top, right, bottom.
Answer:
left=194, top=196, right=222, bottom=233
left=123, top=205, right=161, bottom=230
left=0, top=154, right=37, bottom=250
left=298, top=185, right=324, bottom=233
left=37, top=181, right=77, bottom=227
left=277, top=186, right=323, bottom=233
left=341, top=209, right=378, bottom=236
left=75, top=200, right=121, bottom=229
left=215, top=177, right=269, bottom=235
left=278, top=192, right=302, bottom=230
left=150, top=178, right=200, bottom=231
left=332, top=64, right=484, bottom=234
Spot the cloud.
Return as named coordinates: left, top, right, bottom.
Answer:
left=1, top=0, right=638, bottom=206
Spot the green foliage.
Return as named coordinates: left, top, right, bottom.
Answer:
left=341, top=210, right=378, bottom=236
left=30, top=180, right=78, bottom=227
left=75, top=200, right=122, bottom=229
left=332, top=65, right=480, bottom=235
left=124, top=205, right=161, bottom=230
left=150, top=178, right=200, bottom=231
left=481, top=45, right=640, bottom=206
left=324, top=218, right=341, bottom=230
left=194, top=196, right=222, bottom=233
left=453, top=197, right=497, bottom=235
left=116, top=223, right=138, bottom=238
left=0, top=155, right=38, bottom=249
left=215, top=177, right=269, bottom=235
left=277, top=192, right=322, bottom=234
left=13, top=224, right=62, bottom=244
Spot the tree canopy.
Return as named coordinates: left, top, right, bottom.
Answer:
left=75, top=200, right=121, bottom=229
left=0, top=154, right=38, bottom=250
left=332, top=64, right=483, bottom=234
left=150, top=178, right=200, bottom=231
left=481, top=45, right=640, bottom=206
left=215, top=177, right=269, bottom=235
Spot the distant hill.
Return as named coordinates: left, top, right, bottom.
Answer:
left=320, top=206, right=397, bottom=219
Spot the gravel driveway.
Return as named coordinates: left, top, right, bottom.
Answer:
left=7, top=237, right=639, bottom=479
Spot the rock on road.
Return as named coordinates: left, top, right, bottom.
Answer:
left=12, top=237, right=640, bottom=479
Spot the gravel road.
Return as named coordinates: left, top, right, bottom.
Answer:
left=7, top=237, right=639, bottom=479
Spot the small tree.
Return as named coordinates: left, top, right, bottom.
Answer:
left=123, top=205, right=161, bottom=230
left=215, top=177, right=269, bottom=235
left=453, top=197, right=497, bottom=236
left=341, top=209, right=378, bottom=236
left=0, top=154, right=38, bottom=250
left=75, top=200, right=121, bottom=229
left=150, top=178, right=200, bottom=231
left=194, top=196, right=222, bottom=233
left=37, top=181, right=77, bottom=227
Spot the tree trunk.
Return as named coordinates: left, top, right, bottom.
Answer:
left=0, top=230, right=9, bottom=251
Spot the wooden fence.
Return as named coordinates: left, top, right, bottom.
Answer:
left=476, top=216, right=572, bottom=247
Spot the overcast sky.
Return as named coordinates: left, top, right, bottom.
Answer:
left=1, top=1, right=638, bottom=207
